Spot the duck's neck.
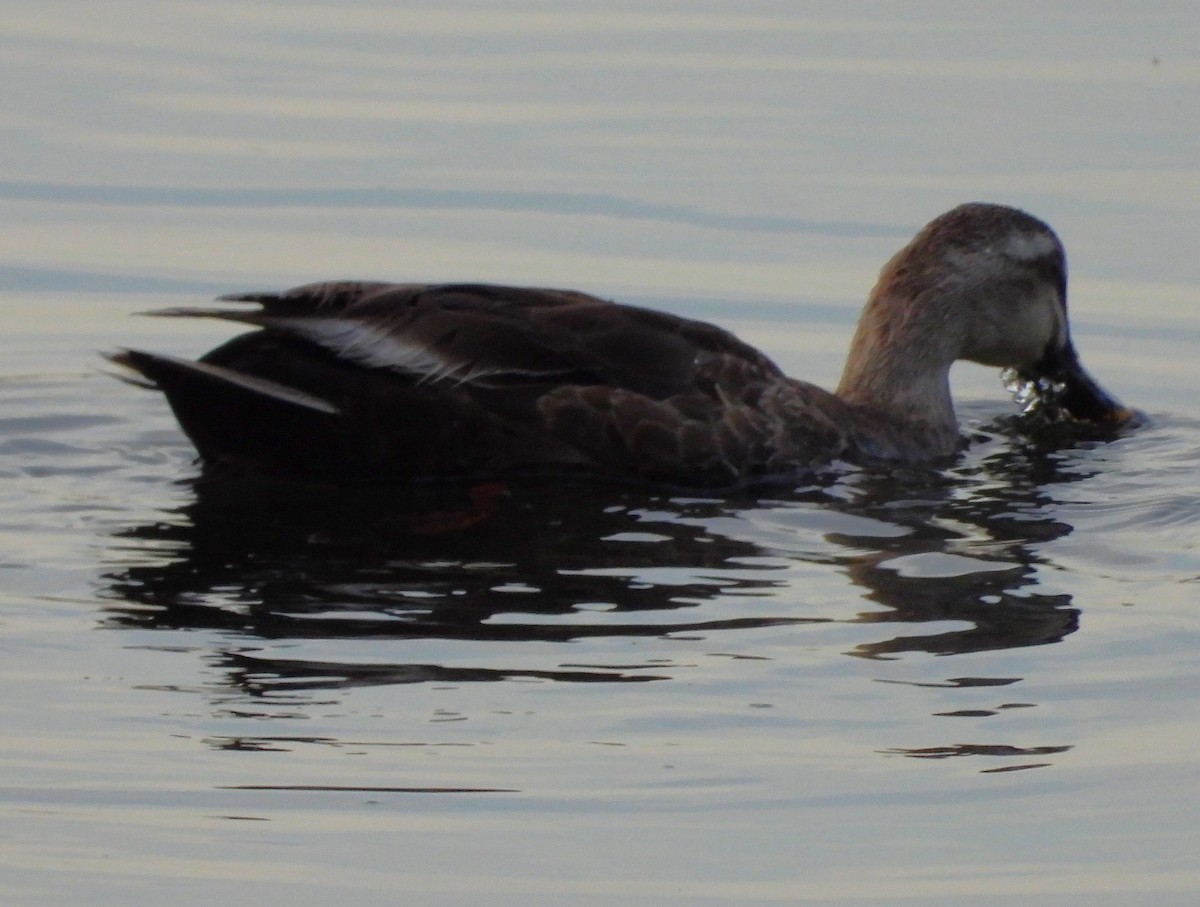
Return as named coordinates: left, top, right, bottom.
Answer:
left=834, top=289, right=962, bottom=447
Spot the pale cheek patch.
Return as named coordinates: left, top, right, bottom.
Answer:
left=964, top=285, right=1063, bottom=368
left=999, top=288, right=1063, bottom=366
left=1007, top=294, right=1060, bottom=363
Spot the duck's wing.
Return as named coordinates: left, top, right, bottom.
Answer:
left=146, top=280, right=785, bottom=397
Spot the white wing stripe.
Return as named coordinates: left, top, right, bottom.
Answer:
left=281, top=318, right=562, bottom=386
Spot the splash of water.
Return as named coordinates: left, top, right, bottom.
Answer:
left=1001, top=368, right=1066, bottom=416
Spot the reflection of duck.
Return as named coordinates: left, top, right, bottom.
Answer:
left=109, top=203, right=1130, bottom=486
left=101, top=437, right=1094, bottom=673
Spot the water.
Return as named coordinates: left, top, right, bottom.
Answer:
left=3, top=3, right=1200, bottom=904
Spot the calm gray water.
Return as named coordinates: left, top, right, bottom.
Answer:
left=3, top=3, right=1199, bottom=905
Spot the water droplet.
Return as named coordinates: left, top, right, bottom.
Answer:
left=1000, top=368, right=1066, bottom=415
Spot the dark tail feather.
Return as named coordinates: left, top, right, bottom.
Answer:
left=106, top=349, right=343, bottom=473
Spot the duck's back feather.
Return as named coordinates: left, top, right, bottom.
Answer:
left=166, top=282, right=783, bottom=395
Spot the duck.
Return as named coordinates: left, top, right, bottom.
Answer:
left=109, top=202, right=1133, bottom=488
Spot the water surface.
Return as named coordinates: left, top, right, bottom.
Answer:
left=2, top=3, right=1199, bottom=905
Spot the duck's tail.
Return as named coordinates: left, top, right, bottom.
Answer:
left=105, top=349, right=342, bottom=473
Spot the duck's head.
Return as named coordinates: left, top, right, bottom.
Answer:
left=864, top=202, right=1133, bottom=425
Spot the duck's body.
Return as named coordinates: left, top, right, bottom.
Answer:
left=110, top=203, right=1130, bottom=487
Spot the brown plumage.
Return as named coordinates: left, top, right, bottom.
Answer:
left=108, top=203, right=1131, bottom=487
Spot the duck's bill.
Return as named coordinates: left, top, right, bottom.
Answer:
left=1021, top=340, right=1137, bottom=425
